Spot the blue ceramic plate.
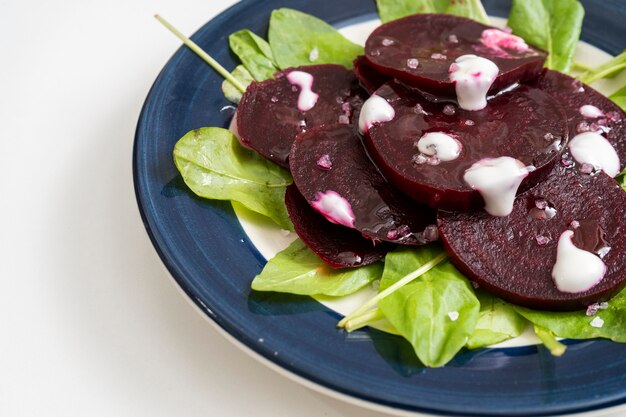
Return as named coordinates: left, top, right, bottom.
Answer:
left=134, top=1, right=626, bottom=415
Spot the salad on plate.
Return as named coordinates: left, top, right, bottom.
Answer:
left=159, top=0, right=626, bottom=368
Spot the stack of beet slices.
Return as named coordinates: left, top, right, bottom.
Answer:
left=235, top=13, right=626, bottom=311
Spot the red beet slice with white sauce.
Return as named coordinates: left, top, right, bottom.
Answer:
left=237, top=64, right=366, bottom=167
left=285, top=185, right=391, bottom=268
left=364, top=14, right=546, bottom=100
left=363, top=82, right=568, bottom=211
left=289, top=124, right=438, bottom=245
left=535, top=69, right=626, bottom=173
left=438, top=165, right=626, bottom=311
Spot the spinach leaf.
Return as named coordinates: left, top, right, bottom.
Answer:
left=508, top=0, right=584, bottom=73
left=268, top=8, right=364, bottom=69
left=376, top=0, right=489, bottom=24
left=515, top=287, right=626, bottom=343
left=376, top=0, right=440, bottom=23
left=378, top=246, right=480, bottom=367
left=173, top=127, right=293, bottom=230
left=446, top=0, right=490, bottom=25
left=251, top=239, right=382, bottom=296
left=466, top=291, right=527, bottom=349
left=609, top=84, right=626, bottom=111
left=229, top=29, right=279, bottom=81
left=221, top=65, right=254, bottom=104
left=580, top=50, right=626, bottom=85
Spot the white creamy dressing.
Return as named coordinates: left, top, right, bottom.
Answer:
left=449, top=54, right=499, bottom=111
left=552, top=230, right=607, bottom=293
left=358, top=95, right=396, bottom=133
left=463, top=157, right=534, bottom=216
left=569, top=131, right=620, bottom=177
left=286, top=71, right=319, bottom=111
left=416, top=132, right=461, bottom=162
left=310, top=190, right=356, bottom=228
left=579, top=104, right=604, bottom=118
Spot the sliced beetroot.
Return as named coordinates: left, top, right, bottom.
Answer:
left=535, top=69, right=626, bottom=171
left=285, top=185, right=391, bottom=268
left=364, top=82, right=568, bottom=211
left=438, top=165, right=626, bottom=311
left=353, top=55, right=392, bottom=94
left=236, top=64, right=366, bottom=167
left=289, top=123, right=438, bottom=245
left=364, top=14, right=546, bottom=98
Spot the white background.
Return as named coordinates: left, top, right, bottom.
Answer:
left=0, top=0, right=624, bottom=416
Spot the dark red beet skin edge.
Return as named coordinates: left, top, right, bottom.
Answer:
left=236, top=64, right=367, bottom=167
left=364, top=81, right=568, bottom=211
left=285, top=185, right=392, bottom=268
left=438, top=166, right=626, bottom=311
left=289, top=123, right=437, bottom=245
left=364, top=14, right=547, bottom=98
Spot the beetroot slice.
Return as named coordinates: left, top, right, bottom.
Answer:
left=236, top=64, right=366, bottom=167
left=285, top=185, right=391, bottom=268
left=289, top=124, right=437, bottom=245
left=364, top=14, right=546, bottom=98
left=438, top=165, right=626, bottom=311
left=535, top=69, right=626, bottom=170
left=364, top=82, right=568, bottom=211
left=353, top=55, right=392, bottom=93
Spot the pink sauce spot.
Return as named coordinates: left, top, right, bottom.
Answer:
left=286, top=71, right=319, bottom=111
left=480, top=29, right=531, bottom=56
left=472, top=72, right=482, bottom=77
left=310, top=190, right=356, bottom=228
left=386, top=229, right=398, bottom=240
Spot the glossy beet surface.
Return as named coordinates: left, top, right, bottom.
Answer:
left=237, top=64, right=366, bottom=167
left=438, top=165, right=626, bottom=311
left=364, top=82, right=568, bottom=211
left=285, top=185, right=391, bottom=268
left=536, top=69, right=626, bottom=170
left=364, top=14, right=546, bottom=98
left=290, top=124, right=437, bottom=244
left=353, top=55, right=392, bottom=93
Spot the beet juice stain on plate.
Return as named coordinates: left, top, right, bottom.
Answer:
left=134, top=0, right=626, bottom=416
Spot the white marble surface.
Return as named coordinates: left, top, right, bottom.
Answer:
left=0, top=1, right=624, bottom=416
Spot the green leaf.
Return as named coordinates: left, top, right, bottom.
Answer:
left=534, top=325, right=567, bottom=356
left=376, top=0, right=439, bottom=23
left=229, top=29, right=280, bottom=81
left=268, top=8, right=364, bottom=69
left=508, top=0, right=584, bottom=73
left=375, top=0, right=488, bottom=24
left=609, top=84, right=626, bottom=111
left=378, top=246, right=480, bottom=367
left=221, top=65, right=254, bottom=104
left=466, top=291, right=527, bottom=349
left=173, top=127, right=293, bottom=230
left=251, top=240, right=382, bottom=296
left=515, top=287, right=626, bottom=343
left=446, top=0, right=490, bottom=24
left=580, top=50, right=626, bottom=85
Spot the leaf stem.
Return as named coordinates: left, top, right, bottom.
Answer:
left=581, top=63, right=626, bottom=85
left=534, top=325, right=567, bottom=357
left=337, top=253, right=448, bottom=328
left=344, top=308, right=384, bottom=332
left=154, top=14, right=246, bottom=93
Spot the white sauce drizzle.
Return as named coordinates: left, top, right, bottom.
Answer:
left=449, top=55, right=499, bottom=111
left=463, top=157, right=534, bottom=217
left=358, top=95, right=395, bottom=134
left=310, top=191, right=356, bottom=228
left=552, top=230, right=607, bottom=293
left=579, top=104, right=604, bottom=119
left=416, top=132, right=461, bottom=162
left=286, top=71, right=319, bottom=112
left=569, top=132, right=620, bottom=177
